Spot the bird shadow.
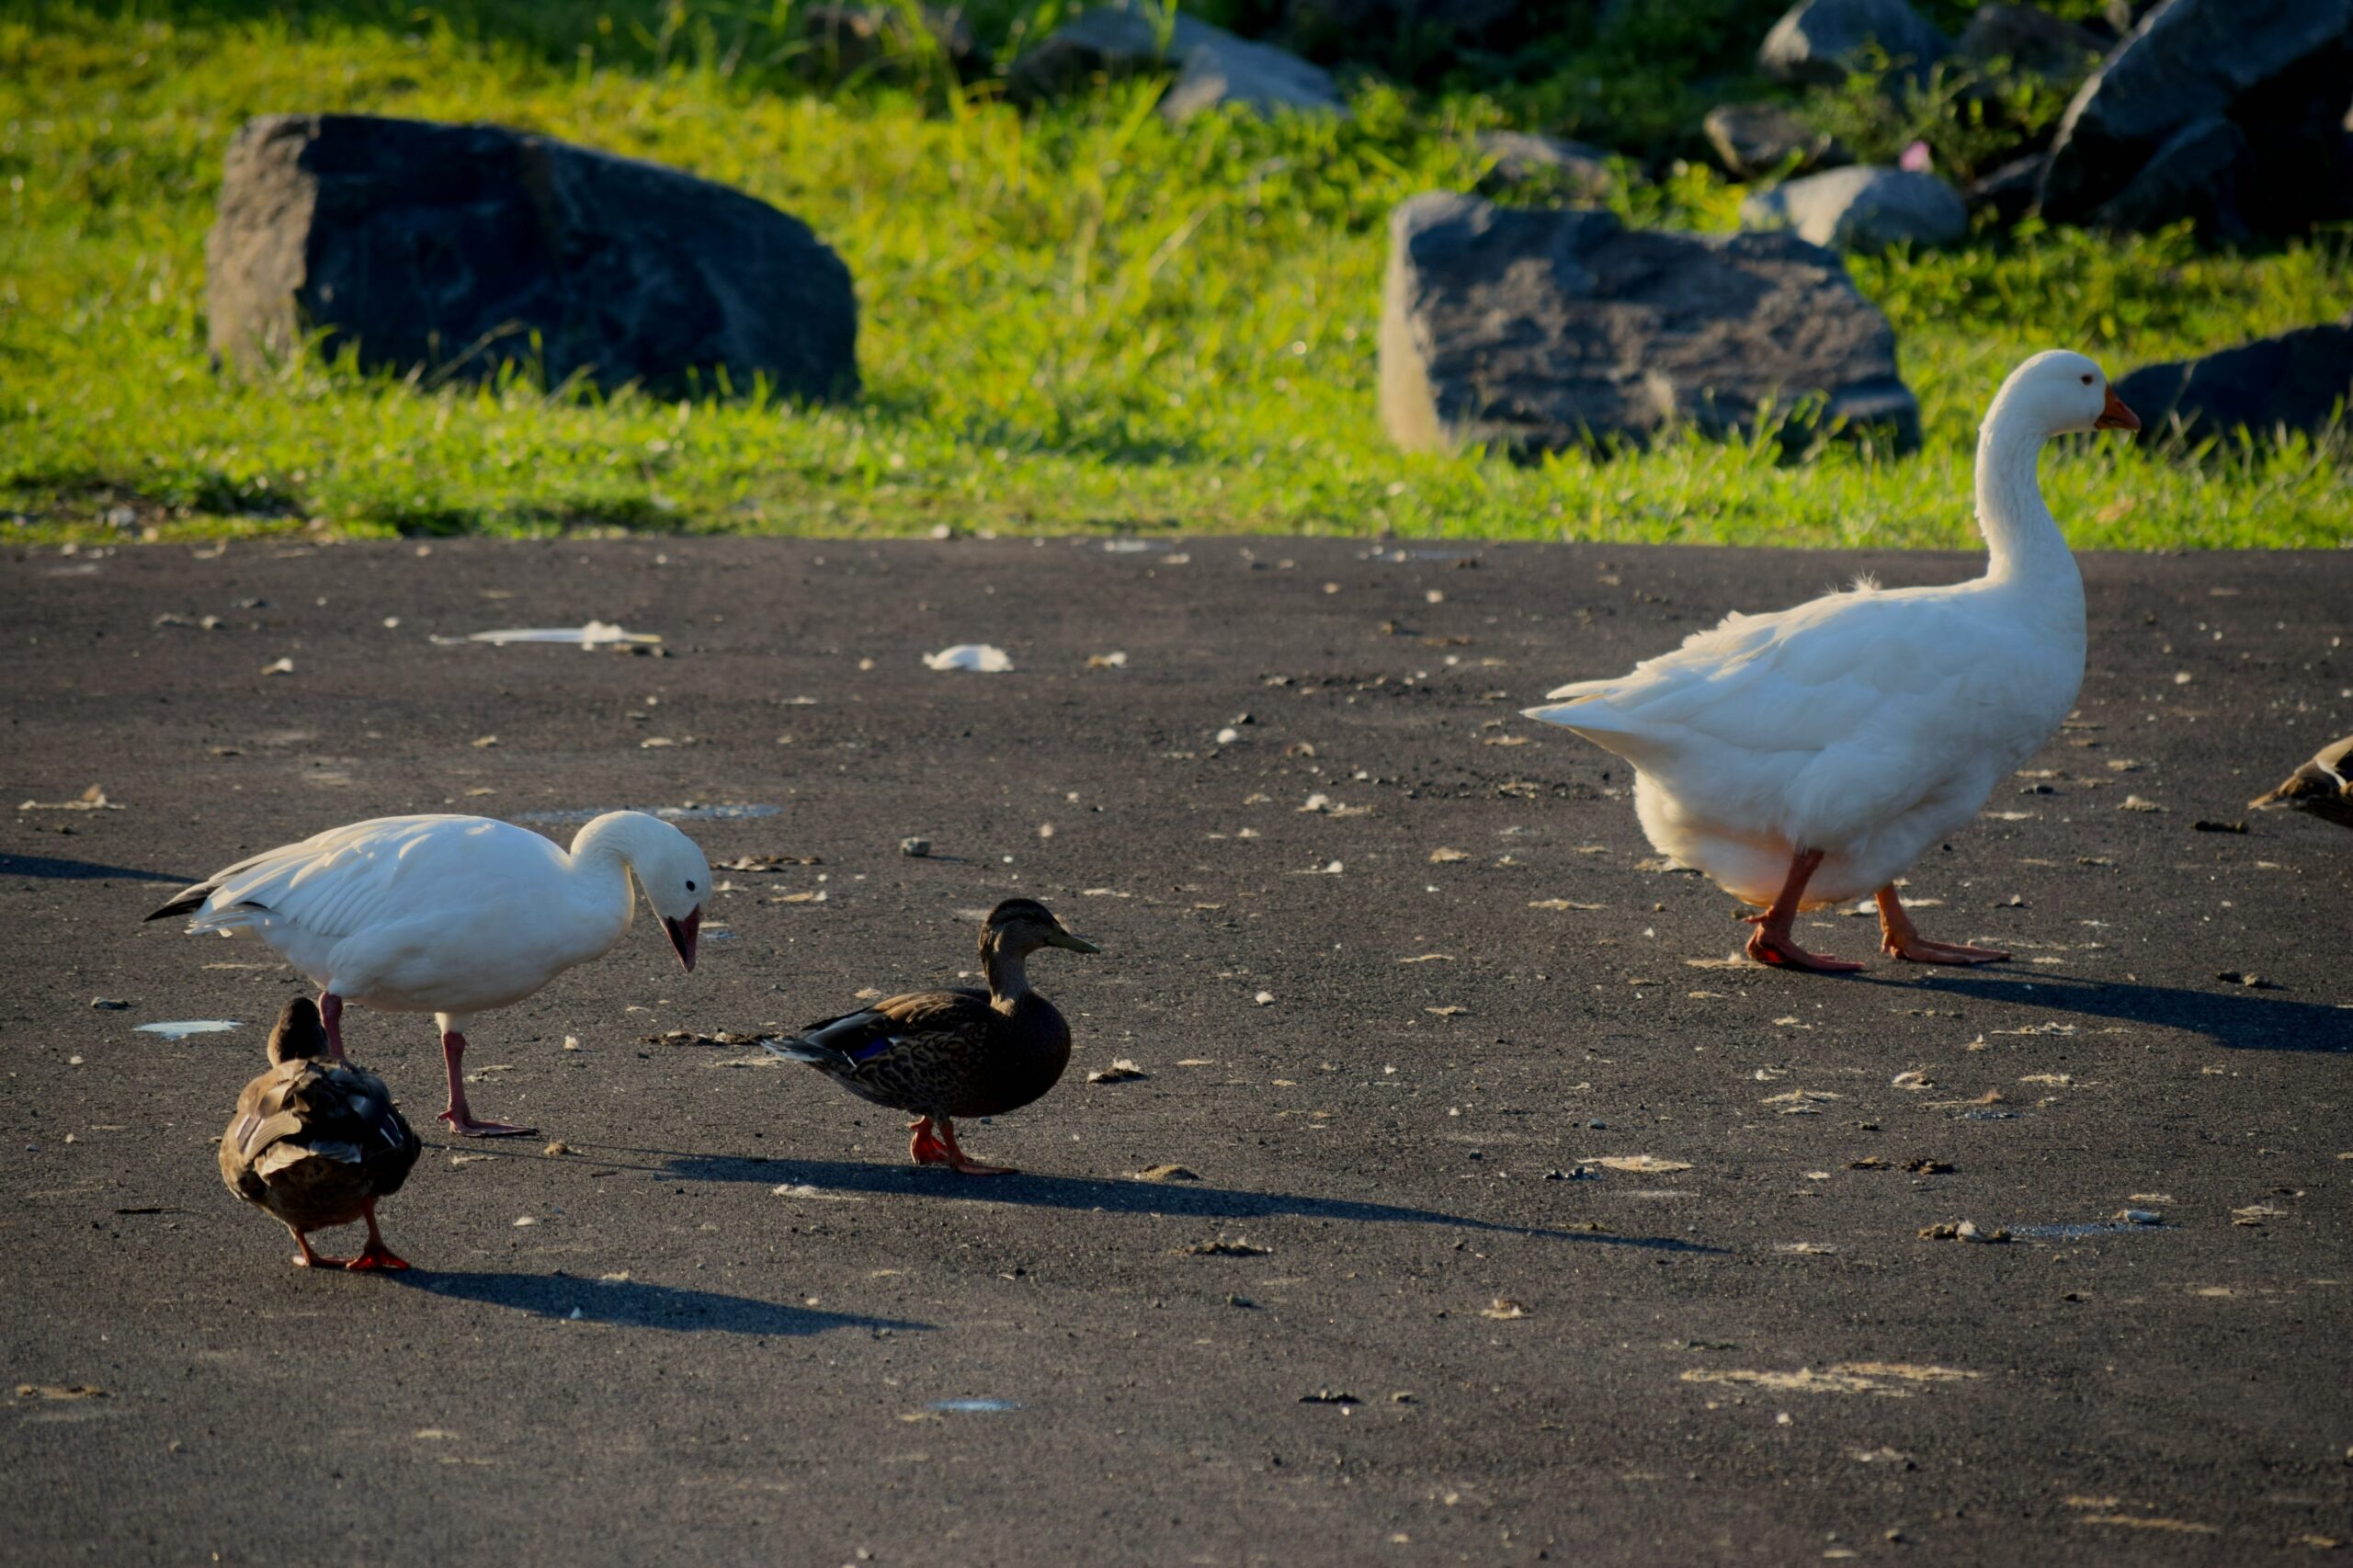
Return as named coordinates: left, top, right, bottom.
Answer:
left=651, top=1152, right=1718, bottom=1253
left=0, top=852, right=188, bottom=883
left=1854, top=970, right=2352, bottom=1052
left=392, top=1268, right=930, bottom=1335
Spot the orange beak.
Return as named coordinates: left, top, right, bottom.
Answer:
left=2094, top=387, right=2140, bottom=432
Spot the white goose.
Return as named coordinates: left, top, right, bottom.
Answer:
left=149, top=812, right=711, bottom=1134
left=1524, top=350, right=2140, bottom=971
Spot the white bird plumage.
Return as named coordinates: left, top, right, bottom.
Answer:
left=1523, top=350, right=2142, bottom=971
left=151, top=812, right=711, bottom=1133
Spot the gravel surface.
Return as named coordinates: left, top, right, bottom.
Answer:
left=4, top=536, right=2348, bottom=1565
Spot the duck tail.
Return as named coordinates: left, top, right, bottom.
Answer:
left=759, top=1035, right=852, bottom=1071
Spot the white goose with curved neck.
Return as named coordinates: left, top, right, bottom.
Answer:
left=1521, top=350, right=2123, bottom=910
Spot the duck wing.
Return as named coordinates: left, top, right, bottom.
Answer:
left=763, top=989, right=995, bottom=1114
left=219, top=1060, right=421, bottom=1226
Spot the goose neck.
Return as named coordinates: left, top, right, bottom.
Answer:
left=1974, top=405, right=2070, bottom=585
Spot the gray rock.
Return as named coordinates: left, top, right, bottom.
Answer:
left=1966, top=151, right=2047, bottom=222
left=1741, top=165, right=1968, bottom=251
left=1285, top=0, right=1529, bottom=56
left=2114, top=318, right=2353, bottom=445
left=1954, top=3, right=2104, bottom=81
left=1378, top=192, right=1919, bottom=456
left=1702, top=103, right=1847, bottom=178
left=2040, top=0, right=2353, bottom=227
left=1476, top=131, right=1614, bottom=197
left=2092, top=113, right=2246, bottom=235
left=1163, top=33, right=1347, bottom=120
left=206, top=114, right=858, bottom=402
left=1759, top=0, right=1950, bottom=85
left=1012, top=5, right=1344, bottom=121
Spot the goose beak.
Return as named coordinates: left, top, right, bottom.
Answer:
left=2094, top=388, right=2141, bottom=432
left=1048, top=928, right=1101, bottom=954
left=663, top=908, right=701, bottom=972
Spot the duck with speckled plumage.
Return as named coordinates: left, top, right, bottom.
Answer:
left=761, top=899, right=1099, bottom=1175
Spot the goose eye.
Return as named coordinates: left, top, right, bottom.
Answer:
left=2079, top=374, right=2093, bottom=385
left=686, top=880, right=698, bottom=892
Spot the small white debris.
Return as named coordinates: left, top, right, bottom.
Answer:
left=923, top=643, right=1013, bottom=673
left=1254, top=991, right=1276, bottom=1006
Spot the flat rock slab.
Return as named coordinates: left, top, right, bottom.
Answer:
left=1380, top=192, right=1920, bottom=453
left=4, top=537, right=2348, bottom=1563
left=207, top=114, right=858, bottom=400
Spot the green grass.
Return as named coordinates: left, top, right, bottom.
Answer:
left=2, top=1, right=2348, bottom=549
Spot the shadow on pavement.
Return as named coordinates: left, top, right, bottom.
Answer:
left=1863, top=971, right=2353, bottom=1052
left=656, top=1153, right=1721, bottom=1252
left=394, top=1268, right=930, bottom=1335
left=1, top=853, right=189, bottom=883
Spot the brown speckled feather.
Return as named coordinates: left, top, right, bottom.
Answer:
left=219, top=1058, right=422, bottom=1234
left=775, top=988, right=1074, bottom=1120
left=2250, top=733, right=2353, bottom=829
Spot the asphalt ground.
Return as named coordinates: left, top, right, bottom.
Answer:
left=3, top=535, right=2349, bottom=1566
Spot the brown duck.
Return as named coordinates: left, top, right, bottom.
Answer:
left=220, top=997, right=422, bottom=1269
left=2250, top=733, right=2353, bottom=831
left=762, top=898, right=1099, bottom=1175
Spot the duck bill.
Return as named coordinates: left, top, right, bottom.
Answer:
left=1048, top=928, right=1101, bottom=954
left=663, top=908, right=701, bottom=972
left=2094, top=388, right=2141, bottom=432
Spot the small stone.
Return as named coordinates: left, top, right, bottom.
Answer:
left=89, top=998, right=132, bottom=1011
left=899, top=836, right=932, bottom=858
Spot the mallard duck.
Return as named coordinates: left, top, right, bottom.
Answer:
left=1525, top=350, right=2141, bottom=971
left=762, top=898, right=1099, bottom=1176
left=2249, top=734, right=2353, bottom=830
left=220, top=997, right=422, bottom=1269
left=149, top=812, right=710, bottom=1135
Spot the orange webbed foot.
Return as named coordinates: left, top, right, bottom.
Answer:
left=1744, top=915, right=1865, bottom=973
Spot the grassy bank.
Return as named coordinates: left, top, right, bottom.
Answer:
left=2, top=2, right=2348, bottom=548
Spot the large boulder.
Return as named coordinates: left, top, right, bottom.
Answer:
left=1953, top=3, right=2104, bottom=81
left=2039, top=0, right=2353, bottom=233
left=1758, top=0, right=1950, bottom=85
left=1741, top=165, right=1968, bottom=251
left=1378, top=192, right=1920, bottom=456
left=2114, top=319, right=2353, bottom=444
left=206, top=115, right=857, bottom=402
left=1011, top=6, right=1345, bottom=120
left=1703, top=103, right=1847, bottom=179
left=2091, top=114, right=2246, bottom=235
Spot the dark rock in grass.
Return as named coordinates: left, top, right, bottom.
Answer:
left=206, top=114, right=858, bottom=403
left=1758, top=0, right=1950, bottom=85
left=2040, top=0, right=2353, bottom=234
left=2114, top=318, right=2353, bottom=446
left=1954, top=3, right=2104, bottom=82
left=1702, top=103, right=1848, bottom=179
left=1284, top=0, right=1530, bottom=59
left=2091, top=113, right=2246, bottom=237
left=1966, top=151, right=2047, bottom=222
left=1741, top=165, right=1968, bottom=251
left=1475, top=131, right=1614, bottom=198
left=1012, top=5, right=1344, bottom=120
left=796, top=4, right=986, bottom=82
left=1378, top=192, right=1919, bottom=457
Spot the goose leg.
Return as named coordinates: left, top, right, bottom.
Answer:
left=908, top=1117, right=953, bottom=1166
left=346, top=1199, right=410, bottom=1271
left=436, top=1025, right=536, bottom=1138
left=1877, top=887, right=2010, bottom=965
left=288, top=1224, right=348, bottom=1269
left=934, top=1118, right=1016, bottom=1177
left=319, top=990, right=345, bottom=1061
left=1744, top=848, right=1864, bottom=972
